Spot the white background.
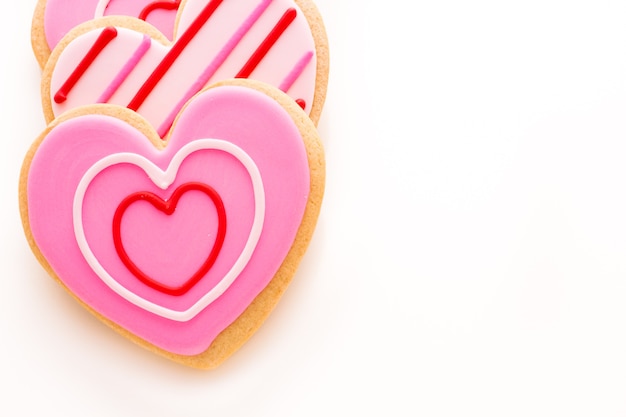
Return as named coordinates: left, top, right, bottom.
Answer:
left=3, top=0, right=626, bottom=415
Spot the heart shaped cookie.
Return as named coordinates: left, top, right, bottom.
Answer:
left=20, top=80, right=325, bottom=369
left=36, top=0, right=329, bottom=128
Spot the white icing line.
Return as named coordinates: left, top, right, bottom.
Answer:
left=94, top=0, right=111, bottom=18
left=73, top=139, right=266, bottom=322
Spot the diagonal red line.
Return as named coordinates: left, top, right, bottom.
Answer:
left=235, top=8, right=297, bottom=79
left=54, top=27, right=118, bottom=104
left=127, top=0, right=224, bottom=111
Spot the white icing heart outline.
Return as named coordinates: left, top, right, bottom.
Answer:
left=73, top=139, right=266, bottom=322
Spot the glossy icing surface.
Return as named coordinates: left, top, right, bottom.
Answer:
left=26, top=85, right=311, bottom=355
left=47, top=0, right=318, bottom=134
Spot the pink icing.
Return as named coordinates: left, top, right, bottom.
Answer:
left=111, top=181, right=227, bottom=297
left=153, top=0, right=272, bottom=136
left=97, top=34, right=152, bottom=103
left=26, top=85, right=311, bottom=355
left=279, top=50, right=313, bottom=92
left=120, top=194, right=220, bottom=284
left=44, top=0, right=180, bottom=47
left=74, top=138, right=266, bottom=320
left=47, top=0, right=318, bottom=131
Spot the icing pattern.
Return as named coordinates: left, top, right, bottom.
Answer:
left=73, top=139, right=265, bottom=321
left=98, top=34, right=152, bottom=103
left=113, top=182, right=227, bottom=297
left=25, top=85, right=312, bottom=354
left=234, top=7, right=296, bottom=79
left=54, top=27, right=118, bottom=104
left=126, top=0, right=227, bottom=112
left=47, top=0, right=318, bottom=136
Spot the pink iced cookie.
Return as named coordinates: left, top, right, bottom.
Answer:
left=36, top=0, right=329, bottom=127
left=20, top=81, right=325, bottom=369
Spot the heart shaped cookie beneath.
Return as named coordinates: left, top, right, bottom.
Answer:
left=39, top=0, right=329, bottom=130
left=20, top=80, right=325, bottom=369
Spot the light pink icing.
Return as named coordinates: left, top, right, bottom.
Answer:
left=155, top=0, right=273, bottom=136
left=47, top=0, right=318, bottom=131
left=279, top=50, right=313, bottom=92
left=44, top=0, right=180, bottom=46
left=74, top=139, right=266, bottom=321
left=97, top=34, right=152, bottom=103
left=26, top=85, right=311, bottom=355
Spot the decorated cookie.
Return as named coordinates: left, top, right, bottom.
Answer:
left=20, top=80, right=325, bottom=369
left=35, top=0, right=329, bottom=128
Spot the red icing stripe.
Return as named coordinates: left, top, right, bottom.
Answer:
left=127, top=0, right=224, bottom=111
left=138, top=0, right=181, bottom=21
left=54, top=27, right=118, bottom=104
left=112, top=182, right=227, bottom=297
left=295, top=99, right=306, bottom=110
left=236, top=8, right=298, bottom=79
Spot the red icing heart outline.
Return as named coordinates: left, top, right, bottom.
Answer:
left=112, top=182, right=227, bottom=296
left=139, top=0, right=182, bottom=21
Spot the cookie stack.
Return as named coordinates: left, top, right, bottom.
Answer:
left=20, top=0, right=328, bottom=369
